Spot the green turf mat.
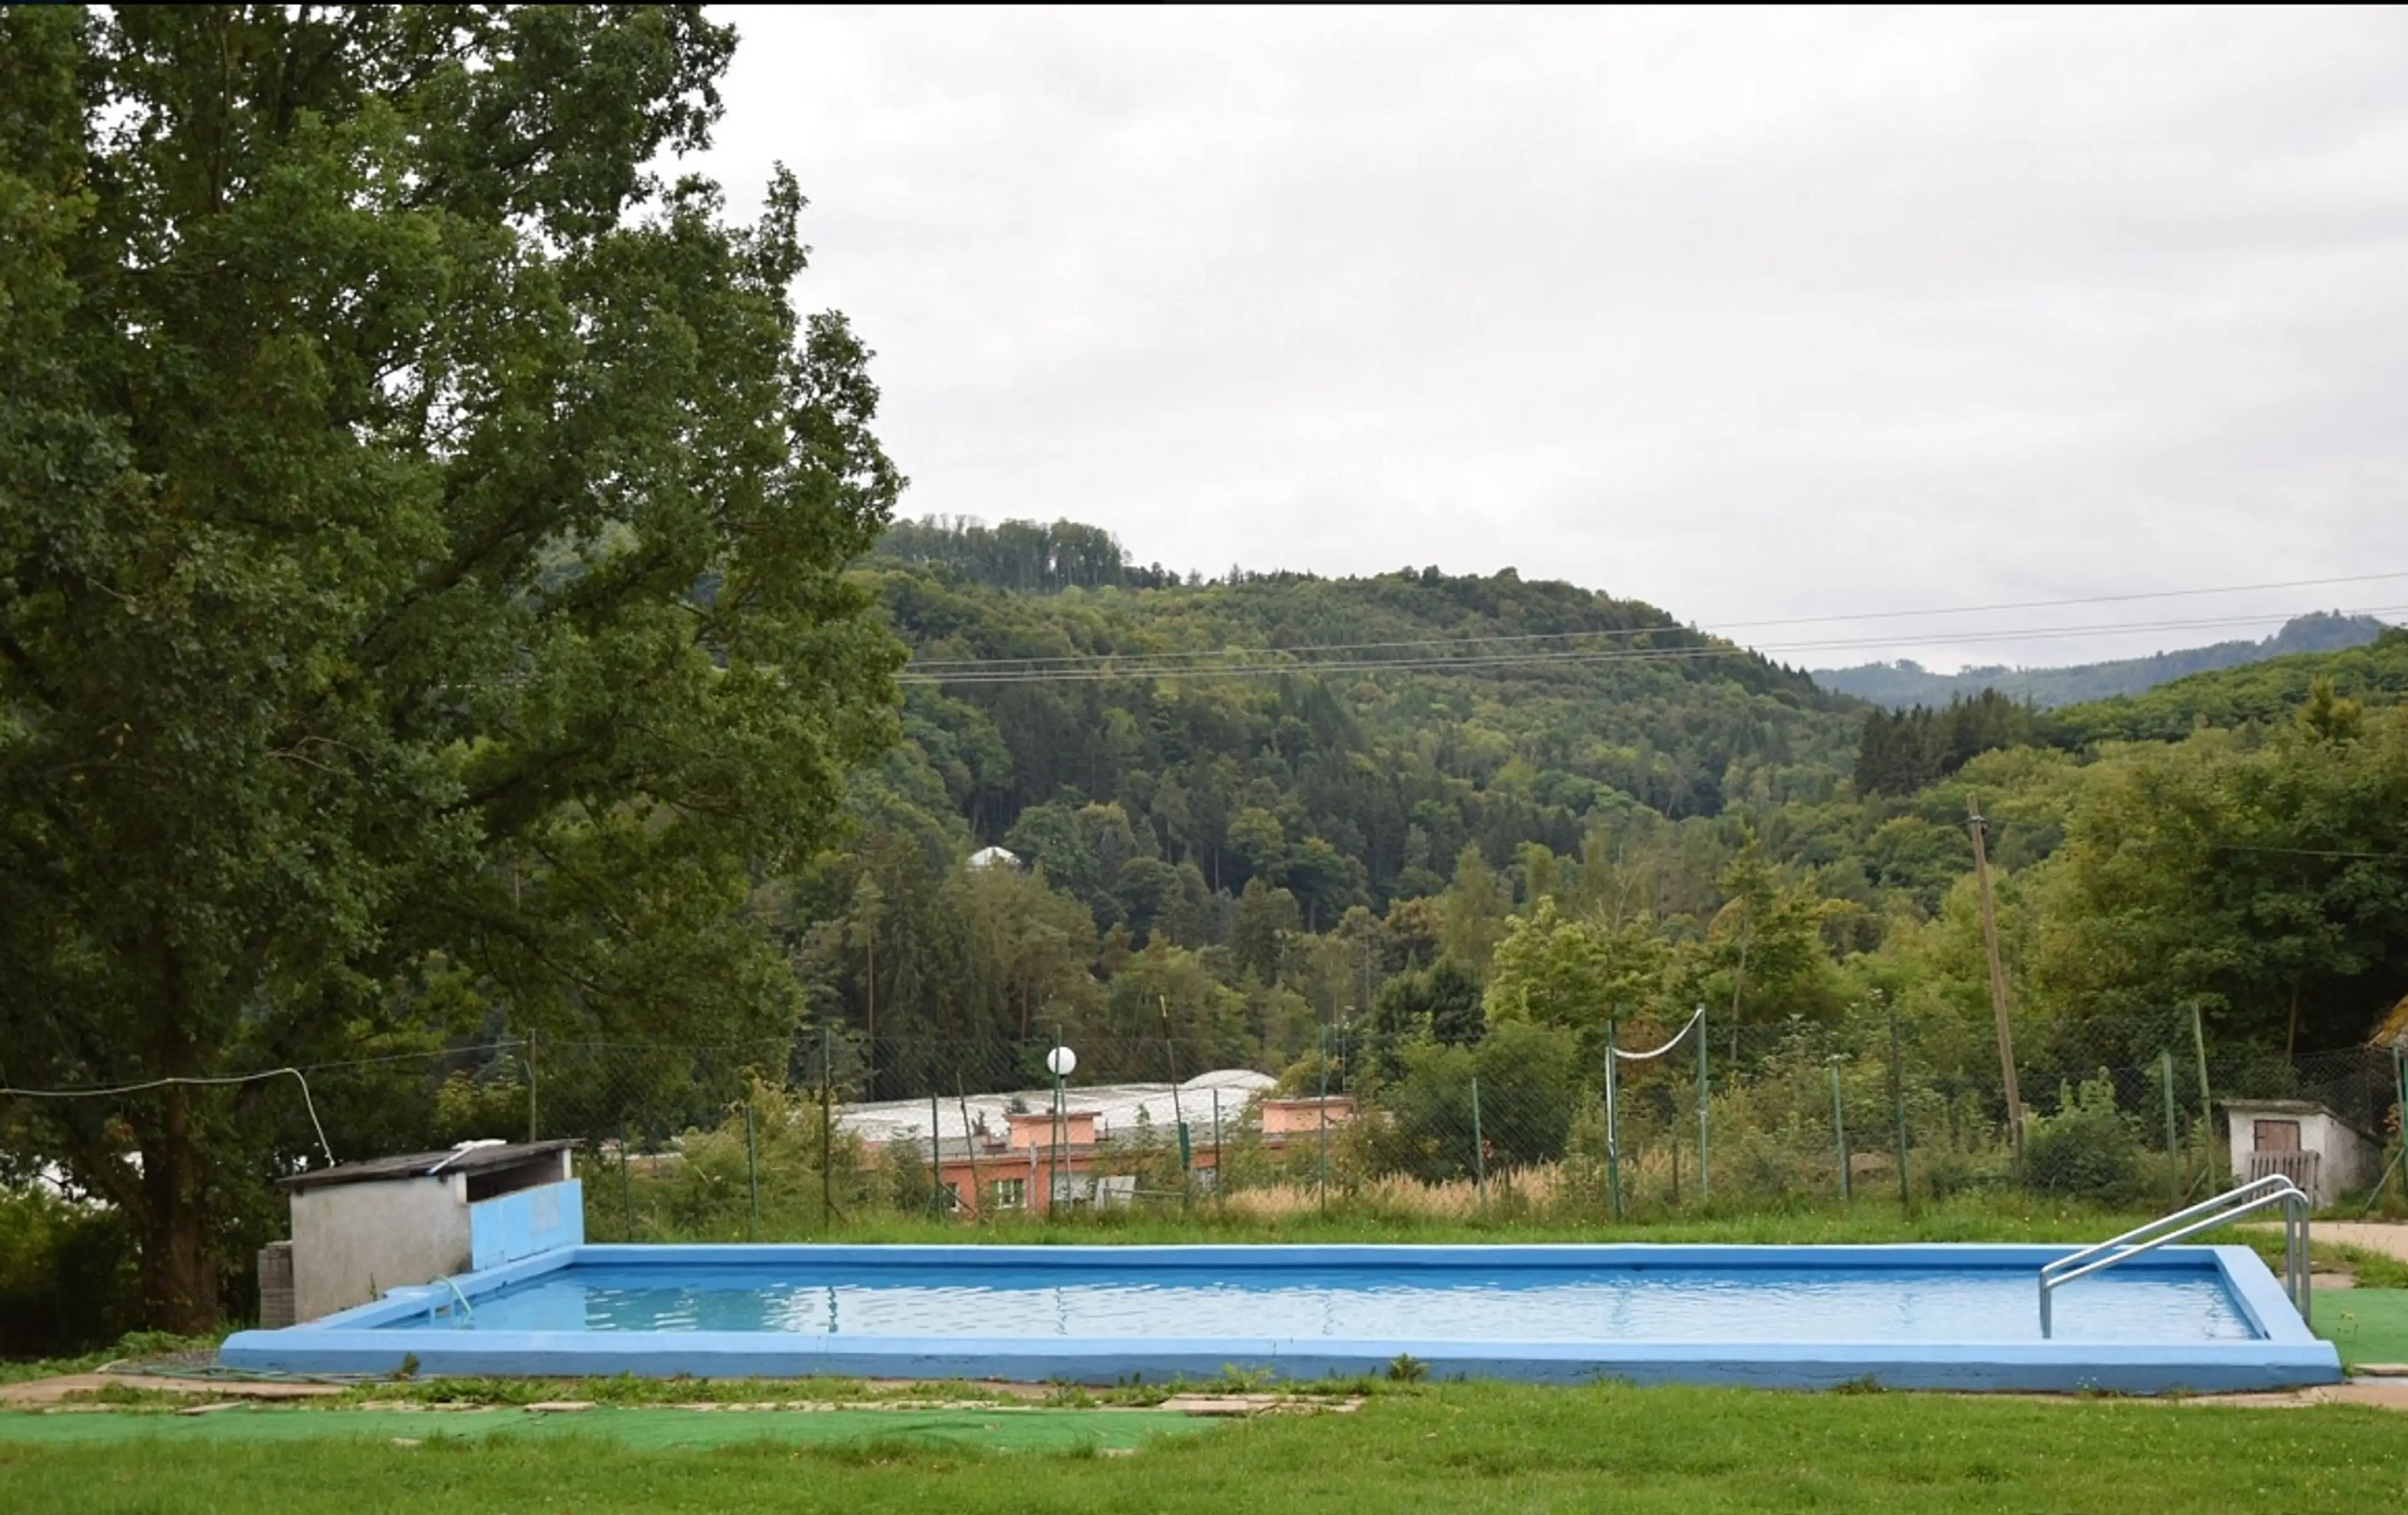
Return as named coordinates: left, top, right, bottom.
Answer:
left=0, top=1405, right=1209, bottom=1454
left=2317, top=1287, right=2408, bottom=1370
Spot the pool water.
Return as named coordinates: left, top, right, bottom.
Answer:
left=420, top=1261, right=2253, bottom=1344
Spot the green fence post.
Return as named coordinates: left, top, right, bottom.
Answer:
left=745, top=1097, right=760, bottom=1242
left=1829, top=1057, right=1849, bottom=1201
left=1889, top=996, right=1910, bottom=1210
left=1471, top=1074, right=1487, bottom=1216
left=2160, top=1050, right=2182, bottom=1210
left=621, top=1122, right=634, bottom=1242
left=2397, top=1047, right=2407, bottom=1209
left=2192, top=1005, right=2217, bottom=1188
left=525, top=1026, right=538, bottom=1144
left=1696, top=1005, right=1711, bottom=1206
left=1604, top=1019, right=1622, bottom=1222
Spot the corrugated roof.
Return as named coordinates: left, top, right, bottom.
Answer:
left=277, top=1139, right=579, bottom=1191
left=837, top=1070, right=1274, bottom=1148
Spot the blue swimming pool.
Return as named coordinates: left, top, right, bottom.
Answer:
left=220, top=1243, right=2340, bottom=1393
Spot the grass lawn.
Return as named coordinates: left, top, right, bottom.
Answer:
left=1, top=1383, right=2400, bottom=1514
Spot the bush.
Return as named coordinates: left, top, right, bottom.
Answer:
left=0, top=1186, right=142, bottom=1357
left=2023, top=1072, right=2143, bottom=1204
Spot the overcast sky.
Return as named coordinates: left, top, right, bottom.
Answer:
left=694, top=8, right=2408, bottom=671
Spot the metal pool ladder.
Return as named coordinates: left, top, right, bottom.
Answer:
left=2039, top=1173, right=2310, bottom=1339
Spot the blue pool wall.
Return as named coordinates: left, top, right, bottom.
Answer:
left=220, top=1242, right=2340, bottom=1395
left=469, top=1178, right=583, bottom=1272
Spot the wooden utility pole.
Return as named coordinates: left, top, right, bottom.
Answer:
left=1967, top=793, right=2025, bottom=1176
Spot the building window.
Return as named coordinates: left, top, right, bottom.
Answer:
left=2254, top=1119, right=2302, bottom=1153
left=941, top=1181, right=963, bottom=1211
left=990, top=1177, right=1026, bottom=1210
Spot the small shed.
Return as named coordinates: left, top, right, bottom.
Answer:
left=2222, top=1100, right=2375, bottom=1208
left=277, top=1139, right=583, bottom=1322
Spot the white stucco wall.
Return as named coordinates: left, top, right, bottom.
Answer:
left=289, top=1174, right=470, bottom=1322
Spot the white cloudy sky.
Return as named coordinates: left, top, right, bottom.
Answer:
left=692, top=7, right=2408, bottom=671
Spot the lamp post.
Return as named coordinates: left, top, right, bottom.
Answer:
left=1045, top=1043, right=1077, bottom=1210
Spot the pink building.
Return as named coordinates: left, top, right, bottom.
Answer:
left=833, top=1072, right=1356, bottom=1218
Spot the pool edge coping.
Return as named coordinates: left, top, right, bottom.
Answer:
left=222, top=1241, right=2340, bottom=1394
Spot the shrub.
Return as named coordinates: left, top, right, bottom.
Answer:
left=0, top=1186, right=142, bottom=1356
left=2023, top=1072, right=2143, bottom=1204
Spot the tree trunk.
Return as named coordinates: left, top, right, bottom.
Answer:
left=137, top=1085, right=221, bottom=1333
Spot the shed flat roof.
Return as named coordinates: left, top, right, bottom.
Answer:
left=277, top=1138, right=579, bottom=1192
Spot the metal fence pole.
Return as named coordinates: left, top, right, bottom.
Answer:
left=621, top=1122, right=634, bottom=1242
left=1829, top=1057, right=1849, bottom=1201
left=1162, top=998, right=1190, bottom=1206
left=525, top=1027, right=538, bottom=1143
left=1316, top=1023, right=1330, bottom=1215
left=1889, top=997, right=1910, bottom=1210
left=1212, top=1087, right=1225, bottom=1211
left=820, top=1025, right=835, bottom=1233
left=1604, top=1020, right=1622, bottom=1222
left=1696, top=1005, right=1710, bottom=1205
left=744, top=1097, right=760, bottom=1242
left=2160, top=1049, right=2181, bottom=1210
left=2192, top=1005, right=2217, bottom=1188
left=2397, top=1047, right=2407, bottom=1209
left=1471, top=1073, right=1487, bottom=1215
left=958, top=1077, right=983, bottom=1225
left=930, top=1090, right=945, bottom=1218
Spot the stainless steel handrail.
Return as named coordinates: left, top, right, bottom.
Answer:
left=2038, top=1174, right=2309, bottom=1338
left=426, top=1275, right=475, bottom=1325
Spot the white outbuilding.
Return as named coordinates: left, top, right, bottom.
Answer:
left=2222, top=1099, right=2377, bottom=1208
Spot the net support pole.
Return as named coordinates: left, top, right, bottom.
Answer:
left=1696, top=1004, right=1711, bottom=1205
left=1604, top=1020, right=1622, bottom=1222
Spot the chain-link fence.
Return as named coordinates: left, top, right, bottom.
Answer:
left=505, top=1011, right=2408, bottom=1238
left=9, top=1011, right=2404, bottom=1254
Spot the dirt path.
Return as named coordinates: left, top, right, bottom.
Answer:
left=2310, top=1223, right=2408, bottom=1264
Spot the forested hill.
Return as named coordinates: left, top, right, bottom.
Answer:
left=854, top=519, right=1865, bottom=921
left=1816, top=611, right=2387, bottom=709
left=784, top=517, right=2408, bottom=1106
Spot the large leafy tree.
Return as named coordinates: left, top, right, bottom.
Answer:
left=0, top=6, right=900, bottom=1327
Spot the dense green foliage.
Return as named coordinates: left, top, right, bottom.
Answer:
left=0, top=6, right=900, bottom=1328
left=1821, top=611, right=2388, bottom=709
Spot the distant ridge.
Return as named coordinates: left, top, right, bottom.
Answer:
left=1814, top=612, right=2388, bottom=709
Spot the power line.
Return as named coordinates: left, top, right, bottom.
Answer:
left=900, top=602, right=2408, bottom=686
left=1, top=1067, right=336, bottom=1165
left=900, top=568, right=2408, bottom=672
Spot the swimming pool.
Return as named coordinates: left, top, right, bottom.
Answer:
left=219, top=1243, right=2339, bottom=1393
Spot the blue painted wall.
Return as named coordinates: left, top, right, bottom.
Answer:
left=468, top=1180, right=583, bottom=1272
